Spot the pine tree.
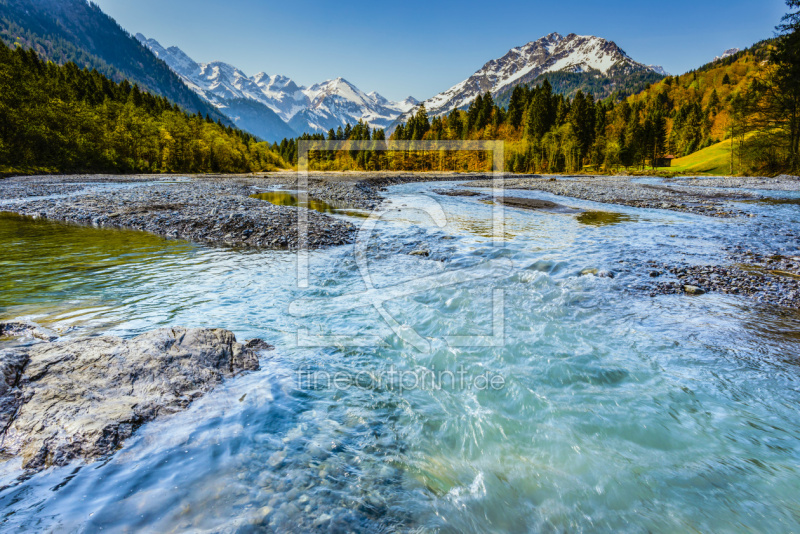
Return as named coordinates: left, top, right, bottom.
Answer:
left=771, top=0, right=800, bottom=168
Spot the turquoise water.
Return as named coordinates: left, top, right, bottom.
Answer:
left=0, top=181, right=799, bottom=532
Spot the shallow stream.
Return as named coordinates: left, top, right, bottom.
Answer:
left=0, top=180, right=799, bottom=532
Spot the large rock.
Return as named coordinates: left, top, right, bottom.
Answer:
left=0, top=327, right=264, bottom=469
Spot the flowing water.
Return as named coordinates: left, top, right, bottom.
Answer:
left=1, top=181, right=800, bottom=532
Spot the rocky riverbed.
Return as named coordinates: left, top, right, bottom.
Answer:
left=639, top=259, right=800, bottom=308
left=433, top=175, right=800, bottom=309
left=0, top=324, right=269, bottom=470
left=0, top=175, right=357, bottom=249
left=463, top=174, right=761, bottom=217
left=665, top=174, right=800, bottom=191
left=0, top=173, right=500, bottom=248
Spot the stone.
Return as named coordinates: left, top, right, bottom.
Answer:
left=409, top=249, right=430, bottom=257
left=0, top=327, right=261, bottom=469
left=0, top=321, right=59, bottom=341
left=580, top=268, right=599, bottom=276
left=683, top=285, right=706, bottom=295
left=245, top=338, right=274, bottom=351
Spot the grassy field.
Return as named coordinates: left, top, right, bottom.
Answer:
left=668, top=139, right=734, bottom=175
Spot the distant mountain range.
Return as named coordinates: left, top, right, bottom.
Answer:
left=395, top=32, right=666, bottom=127
left=137, top=34, right=418, bottom=141
left=1, top=1, right=737, bottom=144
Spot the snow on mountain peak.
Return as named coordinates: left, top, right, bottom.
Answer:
left=135, top=34, right=417, bottom=135
left=715, top=48, right=741, bottom=61
left=647, top=65, right=670, bottom=76
left=400, top=32, right=657, bottom=122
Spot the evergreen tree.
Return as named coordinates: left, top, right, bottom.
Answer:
left=771, top=0, right=800, bottom=168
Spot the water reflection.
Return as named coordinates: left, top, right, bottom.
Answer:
left=576, top=210, right=635, bottom=226
left=0, top=212, right=195, bottom=330
left=250, top=190, right=368, bottom=218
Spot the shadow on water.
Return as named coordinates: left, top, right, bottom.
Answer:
left=576, top=210, right=635, bottom=226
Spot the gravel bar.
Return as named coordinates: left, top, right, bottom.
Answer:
left=0, top=175, right=356, bottom=249
left=462, top=174, right=767, bottom=217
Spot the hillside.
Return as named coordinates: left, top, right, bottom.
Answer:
left=493, top=64, right=663, bottom=107
left=668, top=139, right=734, bottom=175
left=624, top=40, right=773, bottom=158
left=0, top=0, right=228, bottom=123
left=0, top=42, right=286, bottom=174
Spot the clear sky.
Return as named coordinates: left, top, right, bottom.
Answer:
left=93, top=0, right=787, bottom=102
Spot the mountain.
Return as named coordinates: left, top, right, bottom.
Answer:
left=137, top=35, right=418, bottom=139
left=647, top=65, right=670, bottom=76
left=397, top=32, right=664, bottom=126
left=287, top=78, right=418, bottom=134
left=715, top=48, right=741, bottom=61
left=0, top=0, right=228, bottom=123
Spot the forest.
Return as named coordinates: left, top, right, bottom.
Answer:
left=0, top=42, right=287, bottom=174
left=276, top=0, right=800, bottom=176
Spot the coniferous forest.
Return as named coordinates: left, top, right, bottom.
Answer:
left=0, top=42, right=287, bottom=174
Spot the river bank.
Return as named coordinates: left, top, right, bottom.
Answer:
left=0, top=325, right=267, bottom=470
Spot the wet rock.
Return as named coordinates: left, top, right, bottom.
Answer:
left=432, top=189, right=484, bottom=197
left=0, top=327, right=261, bottom=469
left=245, top=338, right=275, bottom=351
left=580, top=268, right=599, bottom=276
left=498, top=196, right=581, bottom=213
left=0, top=321, right=59, bottom=341
left=409, top=249, right=430, bottom=257
left=684, top=285, right=706, bottom=295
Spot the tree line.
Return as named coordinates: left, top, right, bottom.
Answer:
left=0, top=42, right=287, bottom=174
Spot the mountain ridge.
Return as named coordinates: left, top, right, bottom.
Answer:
left=137, top=34, right=418, bottom=139
left=395, top=32, right=665, bottom=129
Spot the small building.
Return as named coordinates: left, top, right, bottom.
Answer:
left=653, top=155, right=677, bottom=167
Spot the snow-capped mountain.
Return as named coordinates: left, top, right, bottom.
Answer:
left=288, top=78, right=418, bottom=133
left=399, top=32, right=663, bottom=122
left=136, top=34, right=417, bottom=139
left=715, top=48, right=741, bottom=61
left=647, top=65, right=670, bottom=76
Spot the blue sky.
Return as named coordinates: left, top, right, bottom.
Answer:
left=94, top=0, right=787, bottom=101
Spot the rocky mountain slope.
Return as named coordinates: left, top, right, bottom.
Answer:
left=398, top=32, right=664, bottom=126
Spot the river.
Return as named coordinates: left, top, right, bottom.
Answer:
left=0, top=180, right=799, bottom=532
